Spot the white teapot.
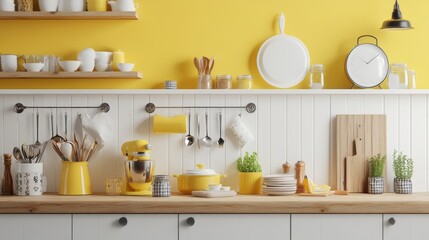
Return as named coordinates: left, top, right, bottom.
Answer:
left=108, top=0, right=138, bottom=11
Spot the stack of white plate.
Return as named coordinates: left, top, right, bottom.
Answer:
left=262, top=174, right=297, bottom=196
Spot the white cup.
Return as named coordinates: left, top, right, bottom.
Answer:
left=95, top=62, right=110, bottom=72
left=95, top=51, right=112, bottom=65
left=0, top=1, right=15, bottom=11
left=38, top=0, right=59, bottom=11
left=16, top=163, right=44, bottom=196
left=1, top=54, right=18, bottom=72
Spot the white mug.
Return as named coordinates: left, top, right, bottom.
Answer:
left=16, top=163, right=43, bottom=196
left=1, top=54, right=18, bottom=72
left=38, top=0, right=59, bottom=11
left=229, top=115, right=255, bottom=147
left=95, top=51, right=112, bottom=65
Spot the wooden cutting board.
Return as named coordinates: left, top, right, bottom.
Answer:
left=334, top=114, right=386, bottom=192
left=346, top=138, right=366, bottom=192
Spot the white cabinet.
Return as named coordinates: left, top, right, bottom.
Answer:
left=73, top=214, right=178, bottom=240
left=0, top=214, right=71, bottom=240
left=291, top=214, right=382, bottom=240
left=384, top=214, right=429, bottom=240
left=179, top=214, right=290, bottom=240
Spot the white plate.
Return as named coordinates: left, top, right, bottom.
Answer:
left=263, top=173, right=295, bottom=179
left=265, top=191, right=296, bottom=196
left=263, top=179, right=297, bottom=184
left=257, top=13, right=310, bottom=88
left=263, top=187, right=297, bottom=192
left=264, top=183, right=296, bottom=187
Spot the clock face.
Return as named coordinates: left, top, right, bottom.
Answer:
left=346, top=43, right=389, bottom=88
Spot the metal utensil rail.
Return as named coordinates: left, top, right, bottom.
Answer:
left=14, top=102, right=110, bottom=113
left=144, top=102, right=256, bottom=113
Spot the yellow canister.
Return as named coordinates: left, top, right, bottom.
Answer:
left=59, top=161, right=92, bottom=195
left=112, top=50, right=125, bottom=71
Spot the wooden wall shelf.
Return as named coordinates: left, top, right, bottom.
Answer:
left=0, top=11, right=138, bottom=20
left=0, top=72, right=142, bottom=79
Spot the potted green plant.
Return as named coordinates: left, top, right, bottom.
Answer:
left=393, top=150, right=413, bottom=194
left=236, top=152, right=262, bottom=194
left=368, top=154, right=386, bottom=194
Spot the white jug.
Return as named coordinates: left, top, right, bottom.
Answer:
left=108, top=0, right=138, bottom=12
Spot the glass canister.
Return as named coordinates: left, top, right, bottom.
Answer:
left=152, top=175, right=171, bottom=197
left=407, top=70, right=416, bottom=89
left=237, top=75, right=253, bottom=89
left=198, top=74, right=212, bottom=89
left=388, top=63, right=408, bottom=89
left=309, top=64, right=324, bottom=89
left=216, top=75, right=232, bottom=89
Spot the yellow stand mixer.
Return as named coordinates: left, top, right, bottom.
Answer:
left=121, top=140, right=153, bottom=196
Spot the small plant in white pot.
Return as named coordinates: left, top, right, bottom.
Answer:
left=393, top=150, right=413, bottom=194
left=368, top=154, right=386, bottom=194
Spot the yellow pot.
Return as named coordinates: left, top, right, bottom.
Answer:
left=59, top=161, right=92, bottom=195
left=239, top=172, right=262, bottom=194
left=173, top=174, right=224, bottom=195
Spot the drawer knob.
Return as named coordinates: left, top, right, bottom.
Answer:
left=119, top=217, right=128, bottom=226
left=186, top=217, right=195, bottom=226
left=388, top=217, right=396, bottom=225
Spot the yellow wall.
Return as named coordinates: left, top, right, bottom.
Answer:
left=0, top=0, right=426, bottom=89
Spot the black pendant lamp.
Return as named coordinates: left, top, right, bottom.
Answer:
left=381, top=0, right=413, bottom=29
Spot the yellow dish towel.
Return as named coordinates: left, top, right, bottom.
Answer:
left=153, top=114, right=187, bottom=134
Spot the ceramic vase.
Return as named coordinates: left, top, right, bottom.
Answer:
left=239, top=172, right=262, bottom=194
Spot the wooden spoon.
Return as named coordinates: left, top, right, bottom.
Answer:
left=199, top=57, right=205, bottom=75
left=203, top=56, right=210, bottom=75
left=193, top=57, right=200, bottom=75
left=208, top=57, right=215, bottom=74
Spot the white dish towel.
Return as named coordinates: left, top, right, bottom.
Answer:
left=79, top=112, right=112, bottom=147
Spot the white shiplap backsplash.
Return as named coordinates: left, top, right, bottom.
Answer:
left=0, top=90, right=427, bottom=193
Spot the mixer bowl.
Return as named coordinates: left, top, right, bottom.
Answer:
left=124, top=160, right=154, bottom=190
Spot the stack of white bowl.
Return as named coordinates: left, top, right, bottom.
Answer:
left=94, top=51, right=112, bottom=72
left=262, top=174, right=297, bottom=196
left=77, top=48, right=95, bottom=72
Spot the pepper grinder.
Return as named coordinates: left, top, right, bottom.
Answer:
left=2, top=153, right=13, bottom=195
left=282, top=162, right=291, bottom=173
left=295, top=161, right=305, bottom=193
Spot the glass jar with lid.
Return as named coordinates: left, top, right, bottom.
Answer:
left=309, top=64, right=324, bottom=89
left=407, top=69, right=416, bottom=89
left=388, top=63, right=408, bottom=89
left=198, top=75, right=212, bottom=89
left=237, top=75, right=253, bottom=89
left=216, top=75, right=232, bottom=89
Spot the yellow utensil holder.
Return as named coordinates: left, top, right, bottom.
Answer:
left=59, top=161, right=92, bottom=195
left=239, top=172, right=262, bottom=194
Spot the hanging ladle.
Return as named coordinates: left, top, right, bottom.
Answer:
left=201, top=112, right=213, bottom=147
left=184, top=111, right=195, bottom=146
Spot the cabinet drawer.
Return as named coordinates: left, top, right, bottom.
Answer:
left=179, top=214, right=290, bottom=240
left=384, top=214, right=429, bottom=240
left=0, top=214, right=71, bottom=240
left=73, top=214, right=177, bottom=240
left=291, top=214, right=382, bottom=240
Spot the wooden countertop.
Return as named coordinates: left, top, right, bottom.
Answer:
left=1, top=193, right=429, bottom=214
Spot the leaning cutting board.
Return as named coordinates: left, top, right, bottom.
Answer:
left=346, top=138, right=366, bottom=192
left=334, top=114, right=386, bottom=192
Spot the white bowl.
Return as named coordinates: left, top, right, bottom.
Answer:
left=95, top=63, right=110, bottom=72
left=78, top=48, right=96, bottom=61
left=117, top=63, right=134, bottom=72
left=95, top=51, right=112, bottom=64
left=23, top=63, right=44, bottom=72
left=208, top=184, right=222, bottom=191
left=79, top=61, right=95, bottom=72
left=59, top=60, right=81, bottom=72
left=220, top=186, right=231, bottom=191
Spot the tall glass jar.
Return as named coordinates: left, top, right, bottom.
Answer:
left=388, top=63, right=408, bottom=89
left=216, top=75, right=232, bottom=89
left=237, top=75, right=253, bottom=89
left=407, top=70, right=416, bottom=89
left=309, top=64, right=324, bottom=89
